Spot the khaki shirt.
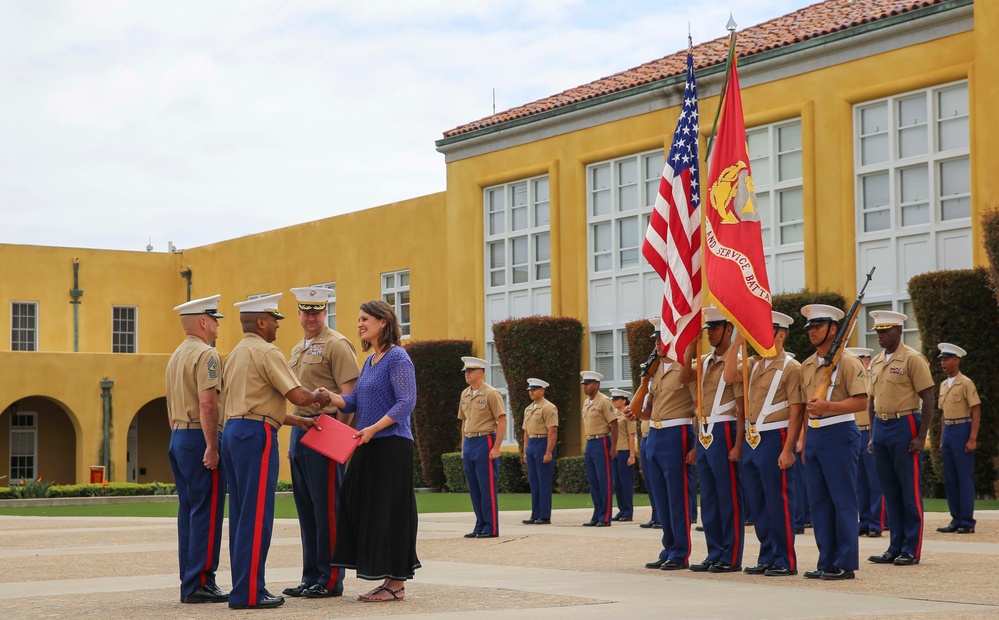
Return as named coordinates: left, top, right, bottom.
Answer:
left=699, top=353, right=736, bottom=418
left=855, top=366, right=873, bottom=426
left=800, top=351, right=868, bottom=413
left=522, top=398, right=559, bottom=435
left=738, top=354, right=804, bottom=424
left=867, top=344, right=934, bottom=415
left=223, top=332, right=302, bottom=427
left=582, top=392, right=616, bottom=436
left=615, top=410, right=638, bottom=451
left=940, top=373, right=980, bottom=420
left=458, top=383, right=506, bottom=434
left=289, top=326, right=359, bottom=417
left=165, top=335, right=221, bottom=425
left=648, top=360, right=696, bottom=421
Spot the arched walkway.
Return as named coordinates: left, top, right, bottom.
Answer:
left=124, top=397, right=172, bottom=484
left=0, top=397, right=78, bottom=487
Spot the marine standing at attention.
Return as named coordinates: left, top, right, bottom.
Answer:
left=521, top=378, right=558, bottom=525
left=935, top=343, right=980, bottom=535
left=166, top=294, right=228, bottom=605
left=458, top=356, right=507, bottom=538
left=610, top=389, right=638, bottom=522
left=847, top=347, right=886, bottom=539
left=580, top=371, right=619, bottom=527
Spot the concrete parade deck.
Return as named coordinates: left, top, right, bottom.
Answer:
left=2, top=507, right=999, bottom=619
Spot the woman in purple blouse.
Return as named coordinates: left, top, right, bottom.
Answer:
left=324, top=300, right=420, bottom=602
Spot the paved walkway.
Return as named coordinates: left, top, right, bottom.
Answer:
left=2, top=507, right=999, bottom=619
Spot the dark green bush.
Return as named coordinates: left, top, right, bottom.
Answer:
left=0, top=487, right=12, bottom=500
left=47, top=483, right=173, bottom=498
left=441, top=452, right=466, bottom=493
left=9, top=478, right=53, bottom=498
left=555, top=456, right=589, bottom=494
left=909, top=267, right=999, bottom=497
left=920, top=449, right=946, bottom=499
left=276, top=480, right=293, bottom=493
left=404, top=340, right=472, bottom=487
left=497, top=452, right=530, bottom=493
left=625, top=319, right=656, bottom=391
left=769, top=290, right=849, bottom=360
left=413, top=447, right=427, bottom=488
left=493, top=317, right=584, bottom=453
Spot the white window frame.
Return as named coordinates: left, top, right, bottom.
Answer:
left=381, top=270, right=410, bottom=338
left=111, top=305, right=137, bottom=353
left=747, top=119, right=805, bottom=294
left=9, top=410, right=37, bottom=481
left=854, top=81, right=971, bottom=340
left=11, top=301, right=38, bottom=351
left=312, top=281, right=337, bottom=330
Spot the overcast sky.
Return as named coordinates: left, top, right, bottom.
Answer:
left=1, top=0, right=806, bottom=252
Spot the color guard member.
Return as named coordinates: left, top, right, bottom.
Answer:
left=935, top=343, right=980, bottom=535
left=521, top=378, right=558, bottom=525
left=458, top=356, right=507, bottom=538
left=221, top=293, right=330, bottom=609
left=166, top=294, right=228, bottom=604
left=610, top=389, right=638, bottom=522
left=847, top=347, right=886, bottom=538
left=723, top=311, right=804, bottom=577
left=866, top=310, right=934, bottom=566
left=799, top=305, right=866, bottom=580
left=580, top=371, right=618, bottom=527
left=639, top=344, right=696, bottom=571
left=283, top=287, right=359, bottom=599
left=685, top=306, right=744, bottom=574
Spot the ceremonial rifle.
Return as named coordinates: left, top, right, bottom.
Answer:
left=628, top=347, right=661, bottom=418
left=812, top=267, right=876, bottom=400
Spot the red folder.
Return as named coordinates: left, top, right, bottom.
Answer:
left=301, top=414, right=361, bottom=464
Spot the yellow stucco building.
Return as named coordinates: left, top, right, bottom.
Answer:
left=1, top=0, right=993, bottom=484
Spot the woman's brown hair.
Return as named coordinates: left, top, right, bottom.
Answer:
left=359, top=299, right=402, bottom=352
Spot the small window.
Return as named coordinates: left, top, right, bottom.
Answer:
left=11, top=302, right=37, bottom=351
left=381, top=270, right=411, bottom=337
left=10, top=410, right=37, bottom=481
left=112, top=306, right=137, bottom=353
left=312, top=282, right=337, bottom=330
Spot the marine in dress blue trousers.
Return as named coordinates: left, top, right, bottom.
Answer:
left=639, top=427, right=659, bottom=525
left=857, top=425, right=887, bottom=534
left=942, top=422, right=976, bottom=528
left=696, top=419, right=744, bottom=568
left=937, top=355, right=981, bottom=532
left=525, top=437, right=555, bottom=520
left=463, top=434, right=500, bottom=534
left=646, top=424, right=695, bottom=564
left=458, top=364, right=507, bottom=538
left=612, top=450, right=635, bottom=519
left=585, top=436, right=614, bottom=523
left=522, top=385, right=559, bottom=523
left=793, top=447, right=810, bottom=531
left=742, top=428, right=797, bottom=571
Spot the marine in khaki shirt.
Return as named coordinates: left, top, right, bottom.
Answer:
left=937, top=342, right=980, bottom=453
left=615, top=408, right=638, bottom=454
left=522, top=396, right=559, bottom=452
left=582, top=390, right=618, bottom=437
left=936, top=343, right=981, bottom=534
left=458, top=383, right=507, bottom=436
left=289, top=324, right=359, bottom=420
left=643, top=360, right=696, bottom=425
left=167, top=335, right=223, bottom=429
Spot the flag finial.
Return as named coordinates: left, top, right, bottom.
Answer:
left=726, top=13, right=737, bottom=32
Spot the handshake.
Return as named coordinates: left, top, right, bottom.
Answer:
left=312, top=386, right=342, bottom=409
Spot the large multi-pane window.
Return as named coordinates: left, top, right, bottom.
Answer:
left=381, top=270, right=410, bottom=337
left=112, top=306, right=137, bottom=353
left=312, top=281, right=337, bottom=330
left=10, top=410, right=36, bottom=481
left=747, top=120, right=805, bottom=294
left=11, top=302, right=37, bottom=351
left=855, top=82, right=971, bottom=341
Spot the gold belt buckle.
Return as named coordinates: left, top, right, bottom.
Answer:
left=745, top=423, right=761, bottom=450
left=808, top=418, right=821, bottom=429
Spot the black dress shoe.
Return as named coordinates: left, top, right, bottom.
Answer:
left=611, top=514, right=623, bottom=521
left=957, top=526, right=976, bottom=534
left=302, top=584, right=342, bottom=598
left=936, top=523, right=959, bottom=533
left=859, top=527, right=869, bottom=537
left=618, top=516, right=633, bottom=522
left=803, top=569, right=824, bottom=579
left=688, top=559, right=713, bottom=572
left=652, top=522, right=662, bottom=529
left=639, top=521, right=655, bottom=528
left=534, top=518, right=551, bottom=524
left=582, top=521, right=598, bottom=527
left=595, top=521, right=611, bottom=527
left=464, top=531, right=479, bottom=538
left=794, top=528, right=805, bottom=535
left=660, top=560, right=688, bottom=570
left=893, top=552, right=919, bottom=565
left=868, top=551, right=898, bottom=564
left=229, top=595, right=285, bottom=609
left=743, top=563, right=771, bottom=575
left=181, top=585, right=229, bottom=604
left=708, top=562, right=741, bottom=573
left=522, top=519, right=537, bottom=524
left=476, top=532, right=498, bottom=538
left=645, top=559, right=665, bottom=569
left=867, top=529, right=883, bottom=538
left=821, top=568, right=855, bottom=580
left=695, top=525, right=704, bottom=531
left=282, top=583, right=309, bottom=597
left=763, top=566, right=797, bottom=577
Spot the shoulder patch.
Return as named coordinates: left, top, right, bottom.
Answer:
left=207, top=356, right=218, bottom=380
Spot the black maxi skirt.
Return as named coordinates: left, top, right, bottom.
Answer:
left=331, top=435, right=421, bottom=581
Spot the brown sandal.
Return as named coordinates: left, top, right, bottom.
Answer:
left=359, top=585, right=405, bottom=602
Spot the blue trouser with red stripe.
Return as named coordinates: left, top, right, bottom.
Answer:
left=646, top=425, right=693, bottom=564
left=639, top=435, right=658, bottom=523
left=584, top=436, right=613, bottom=524
left=463, top=434, right=499, bottom=535
left=289, top=424, right=344, bottom=593
left=169, top=428, right=226, bottom=598
left=222, top=419, right=279, bottom=607
left=873, top=414, right=924, bottom=558
left=696, top=420, right=744, bottom=567
left=742, top=428, right=796, bottom=571
left=942, top=421, right=976, bottom=529
left=805, top=422, right=861, bottom=571
left=857, top=428, right=887, bottom=533
left=612, top=450, right=634, bottom=519
left=525, top=437, right=555, bottom=520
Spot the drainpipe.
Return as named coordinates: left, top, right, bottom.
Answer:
left=180, top=267, right=192, bottom=302
left=100, top=377, right=114, bottom=476
left=70, top=259, right=84, bottom=352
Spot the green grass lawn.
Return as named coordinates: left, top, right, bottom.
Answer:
left=0, top=493, right=994, bottom=518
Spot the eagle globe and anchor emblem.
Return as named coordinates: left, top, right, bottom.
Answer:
left=709, top=159, right=760, bottom=225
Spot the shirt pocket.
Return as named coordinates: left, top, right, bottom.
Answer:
left=303, top=355, right=324, bottom=365
left=887, top=372, right=908, bottom=385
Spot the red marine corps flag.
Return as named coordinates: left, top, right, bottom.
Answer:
left=704, top=52, right=775, bottom=356
left=641, top=46, right=702, bottom=366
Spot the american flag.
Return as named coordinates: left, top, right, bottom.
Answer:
left=641, top=50, right=702, bottom=365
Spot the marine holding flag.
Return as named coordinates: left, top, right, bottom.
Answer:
left=704, top=52, right=774, bottom=356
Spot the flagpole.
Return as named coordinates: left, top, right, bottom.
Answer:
left=705, top=15, right=738, bottom=161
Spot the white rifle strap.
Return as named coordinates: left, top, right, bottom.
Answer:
left=700, top=355, right=729, bottom=437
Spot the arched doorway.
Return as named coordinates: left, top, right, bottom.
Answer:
left=127, top=398, right=172, bottom=484
left=0, top=397, right=78, bottom=486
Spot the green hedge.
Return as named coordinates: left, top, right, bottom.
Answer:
left=909, top=267, right=999, bottom=497
left=556, top=456, right=588, bottom=493
left=0, top=487, right=12, bottom=500
left=440, top=451, right=530, bottom=493
left=626, top=319, right=656, bottom=391
left=46, top=482, right=176, bottom=498
left=493, top=316, right=584, bottom=453
left=404, top=340, right=472, bottom=488
left=769, top=290, right=849, bottom=360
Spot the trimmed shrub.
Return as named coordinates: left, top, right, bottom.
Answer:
left=404, top=340, right=472, bottom=488
left=441, top=452, right=466, bottom=493
left=909, top=267, right=999, bottom=497
left=625, top=319, right=657, bottom=391
left=920, top=449, right=945, bottom=499
left=492, top=317, right=584, bottom=454
left=0, top=487, right=12, bottom=500
left=9, top=478, right=53, bottom=498
left=497, top=452, right=530, bottom=493
left=556, top=456, right=589, bottom=493
left=276, top=480, right=293, bottom=493
left=47, top=482, right=174, bottom=498
left=770, top=290, right=849, bottom=360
